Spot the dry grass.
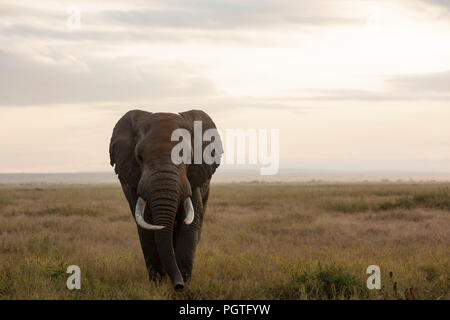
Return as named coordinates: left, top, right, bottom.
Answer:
left=0, top=183, right=448, bottom=299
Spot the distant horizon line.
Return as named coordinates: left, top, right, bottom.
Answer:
left=1, top=169, right=449, bottom=175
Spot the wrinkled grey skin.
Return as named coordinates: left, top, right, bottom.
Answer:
left=109, top=110, right=221, bottom=291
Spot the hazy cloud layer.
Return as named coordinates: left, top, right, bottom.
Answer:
left=1, top=0, right=450, bottom=106
left=2, top=45, right=448, bottom=106
left=0, top=50, right=216, bottom=106
left=278, top=71, right=450, bottom=101
left=389, top=70, right=450, bottom=93
left=103, top=1, right=364, bottom=30
left=424, top=0, right=450, bottom=10
left=0, top=1, right=364, bottom=44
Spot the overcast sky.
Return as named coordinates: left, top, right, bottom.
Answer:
left=0, top=0, right=449, bottom=173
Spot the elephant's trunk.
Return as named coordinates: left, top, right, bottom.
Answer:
left=152, top=194, right=183, bottom=290
left=138, top=169, right=184, bottom=290
left=134, top=198, right=165, bottom=230
left=154, top=228, right=184, bottom=290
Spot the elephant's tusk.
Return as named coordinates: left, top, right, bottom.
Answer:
left=135, top=197, right=165, bottom=230
left=183, top=197, right=194, bottom=225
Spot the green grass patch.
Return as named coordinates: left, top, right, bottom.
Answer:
left=0, top=196, right=13, bottom=208
left=267, top=263, right=367, bottom=299
left=376, top=189, right=450, bottom=211
left=322, top=198, right=371, bottom=213
left=322, top=188, right=449, bottom=213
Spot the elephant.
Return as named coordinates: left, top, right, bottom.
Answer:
left=109, top=109, right=222, bottom=291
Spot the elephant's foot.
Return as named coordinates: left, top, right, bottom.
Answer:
left=148, top=267, right=165, bottom=283
left=181, top=273, right=191, bottom=283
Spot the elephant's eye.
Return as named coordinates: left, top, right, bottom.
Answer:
left=137, top=154, right=143, bottom=164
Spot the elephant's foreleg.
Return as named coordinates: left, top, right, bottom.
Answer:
left=136, top=227, right=165, bottom=281
left=121, top=184, right=164, bottom=282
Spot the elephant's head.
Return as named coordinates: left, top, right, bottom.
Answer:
left=109, top=110, right=222, bottom=290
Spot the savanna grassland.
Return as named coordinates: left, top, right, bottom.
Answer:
left=0, top=183, right=448, bottom=300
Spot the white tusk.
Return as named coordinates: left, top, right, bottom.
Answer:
left=134, top=197, right=165, bottom=230
left=183, top=197, right=194, bottom=225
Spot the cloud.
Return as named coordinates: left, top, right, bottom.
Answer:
left=103, top=1, right=364, bottom=30
left=0, top=23, right=188, bottom=44
left=270, top=71, right=450, bottom=102
left=422, top=0, right=450, bottom=10
left=0, top=1, right=364, bottom=47
left=2, top=46, right=449, bottom=108
left=0, top=50, right=217, bottom=106
left=388, top=70, right=450, bottom=93
left=1, top=1, right=449, bottom=108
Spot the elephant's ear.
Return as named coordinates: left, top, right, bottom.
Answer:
left=180, top=110, right=223, bottom=188
left=109, top=110, right=149, bottom=188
